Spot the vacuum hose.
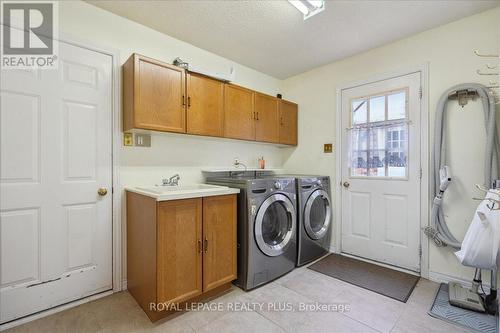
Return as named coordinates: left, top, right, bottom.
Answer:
left=425, top=83, right=499, bottom=249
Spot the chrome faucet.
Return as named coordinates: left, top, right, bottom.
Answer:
left=161, top=174, right=180, bottom=186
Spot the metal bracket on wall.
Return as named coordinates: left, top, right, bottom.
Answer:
left=448, top=89, right=478, bottom=107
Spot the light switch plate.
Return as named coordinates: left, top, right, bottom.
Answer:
left=324, top=143, right=333, bottom=153
left=123, top=133, right=133, bottom=146
left=135, top=133, right=151, bottom=147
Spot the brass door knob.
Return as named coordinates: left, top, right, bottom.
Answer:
left=97, top=187, right=108, bottom=196
left=342, top=181, right=350, bottom=189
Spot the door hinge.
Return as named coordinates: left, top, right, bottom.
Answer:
left=418, top=86, right=423, bottom=100
left=418, top=168, right=423, bottom=180
left=418, top=244, right=422, bottom=257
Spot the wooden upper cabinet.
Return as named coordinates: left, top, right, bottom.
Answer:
left=255, top=93, right=279, bottom=143
left=223, top=84, right=255, bottom=141
left=122, top=53, right=298, bottom=145
left=279, top=100, right=298, bottom=146
left=123, top=54, right=186, bottom=133
left=156, top=198, right=203, bottom=305
left=202, top=195, right=237, bottom=292
left=186, top=73, right=224, bottom=137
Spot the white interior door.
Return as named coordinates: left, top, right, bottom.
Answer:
left=340, top=72, right=421, bottom=272
left=0, top=41, right=113, bottom=323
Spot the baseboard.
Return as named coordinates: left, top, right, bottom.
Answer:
left=329, top=245, right=337, bottom=253
left=0, top=290, right=114, bottom=331
left=428, top=271, right=491, bottom=293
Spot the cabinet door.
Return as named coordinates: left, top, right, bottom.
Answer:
left=202, top=195, right=237, bottom=292
left=134, top=54, right=186, bottom=133
left=223, top=84, right=255, bottom=140
left=255, top=93, right=279, bottom=143
left=279, top=100, right=298, bottom=145
left=186, top=73, right=224, bottom=136
left=157, top=198, right=202, bottom=304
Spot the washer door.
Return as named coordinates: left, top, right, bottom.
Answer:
left=254, top=193, right=296, bottom=257
left=304, top=189, right=331, bottom=240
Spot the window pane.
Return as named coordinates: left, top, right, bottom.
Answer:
left=349, top=128, right=368, bottom=176
left=387, top=125, right=408, bottom=177
left=369, top=149, right=386, bottom=177
left=368, top=127, right=386, bottom=177
left=352, top=99, right=367, bottom=124
left=388, top=91, right=406, bottom=120
left=350, top=128, right=368, bottom=150
left=369, top=96, right=385, bottom=122
left=351, top=151, right=368, bottom=176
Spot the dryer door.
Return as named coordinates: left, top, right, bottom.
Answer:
left=255, top=193, right=296, bottom=257
left=304, top=189, right=331, bottom=240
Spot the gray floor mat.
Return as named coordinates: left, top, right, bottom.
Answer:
left=308, top=253, right=419, bottom=302
left=429, top=283, right=497, bottom=333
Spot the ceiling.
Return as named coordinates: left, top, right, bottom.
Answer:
left=87, top=0, right=499, bottom=79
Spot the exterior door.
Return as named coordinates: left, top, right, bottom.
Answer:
left=186, top=73, right=224, bottom=137
left=255, top=93, right=279, bottom=143
left=223, top=84, right=255, bottom=141
left=340, top=72, right=421, bottom=272
left=254, top=194, right=296, bottom=257
left=202, top=195, right=237, bottom=292
left=0, top=41, right=113, bottom=323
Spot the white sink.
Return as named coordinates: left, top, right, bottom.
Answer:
left=127, top=184, right=239, bottom=201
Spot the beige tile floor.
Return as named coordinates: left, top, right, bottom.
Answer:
left=4, top=266, right=473, bottom=333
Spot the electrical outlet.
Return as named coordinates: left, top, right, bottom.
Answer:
left=123, top=133, right=133, bottom=146
left=324, top=143, right=333, bottom=153
left=135, top=133, right=151, bottom=147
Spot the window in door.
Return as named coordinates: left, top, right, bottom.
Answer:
left=349, top=89, right=409, bottom=178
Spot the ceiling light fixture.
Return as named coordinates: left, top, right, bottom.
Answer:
left=288, top=0, right=325, bottom=20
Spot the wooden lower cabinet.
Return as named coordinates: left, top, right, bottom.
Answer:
left=126, top=192, right=237, bottom=321
left=202, top=195, right=237, bottom=292
left=157, top=199, right=203, bottom=304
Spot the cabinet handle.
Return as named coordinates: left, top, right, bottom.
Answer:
left=252, top=111, right=256, bottom=120
left=280, top=116, right=284, bottom=126
left=188, top=96, right=191, bottom=108
left=203, top=237, right=208, bottom=253
left=256, top=112, right=259, bottom=120
left=182, top=95, right=185, bottom=107
left=198, top=239, right=202, bottom=253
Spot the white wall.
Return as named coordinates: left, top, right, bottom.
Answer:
left=59, top=1, right=500, bottom=284
left=59, top=1, right=285, bottom=280
left=282, top=7, right=500, bottom=282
